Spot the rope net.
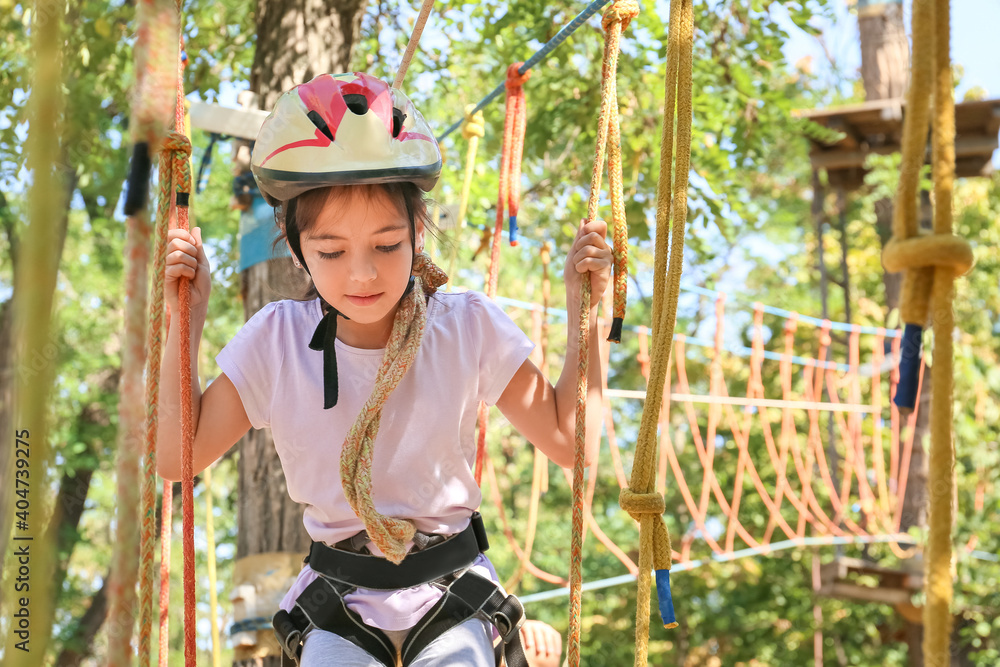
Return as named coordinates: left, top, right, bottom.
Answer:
left=476, top=286, right=990, bottom=594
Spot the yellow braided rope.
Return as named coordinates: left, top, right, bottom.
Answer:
left=567, top=2, right=638, bottom=665
left=458, top=106, right=485, bottom=228
left=3, top=0, right=65, bottom=661
left=204, top=464, right=222, bottom=667
left=340, top=253, right=448, bottom=564
left=619, top=0, right=693, bottom=663
left=448, top=106, right=485, bottom=286
left=880, top=1, right=973, bottom=663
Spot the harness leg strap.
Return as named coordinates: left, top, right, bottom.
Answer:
left=274, top=577, right=398, bottom=667
left=399, top=571, right=528, bottom=667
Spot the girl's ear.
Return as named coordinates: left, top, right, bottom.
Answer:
left=286, top=241, right=303, bottom=268
left=414, top=218, right=426, bottom=253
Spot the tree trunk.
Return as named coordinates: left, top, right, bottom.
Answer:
left=858, top=0, right=908, bottom=319
left=233, top=1, right=368, bottom=664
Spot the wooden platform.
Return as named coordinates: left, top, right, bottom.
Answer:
left=189, top=100, right=269, bottom=140
left=796, top=97, right=1000, bottom=190
left=818, top=556, right=923, bottom=606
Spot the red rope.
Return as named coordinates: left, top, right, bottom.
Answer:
left=498, top=63, right=530, bottom=249
left=158, top=478, right=173, bottom=667
left=475, top=63, right=532, bottom=486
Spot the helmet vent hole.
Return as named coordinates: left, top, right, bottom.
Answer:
left=344, top=94, right=369, bottom=115
left=306, top=111, right=334, bottom=141
left=392, top=109, right=407, bottom=138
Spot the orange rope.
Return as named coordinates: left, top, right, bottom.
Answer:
left=158, top=478, right=173, bottom=667
left=474, top=63, right=531, bottom=485
left=497, top=63, right=530, bottom=248
left=108, top=1, right=178, bottom=663
left=393, top=0, right=436, bottom=89
left=471, top=290, right=991, bottom=602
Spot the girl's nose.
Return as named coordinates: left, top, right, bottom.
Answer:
left=349, top=252, right=378, bottom=283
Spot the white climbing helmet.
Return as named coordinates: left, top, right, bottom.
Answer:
left=251, top=72, right=441, bottom=204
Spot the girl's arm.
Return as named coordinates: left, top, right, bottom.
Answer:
left=157, top=227, right=251, bottom=482
left=496, top=220, right=612, bottom=469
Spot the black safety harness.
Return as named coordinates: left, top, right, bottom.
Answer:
left=272, top=512, right=528, bottom=667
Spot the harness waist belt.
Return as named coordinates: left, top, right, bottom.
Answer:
left=305, top=512, right=489, bottom=590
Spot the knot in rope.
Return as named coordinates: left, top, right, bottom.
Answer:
left=882, top=233, right=974, bottom=277
left=619, top=488, right=665, bottom=523
left=602, top=0, right=640, bottom=32
left=505, top=63, right=531, bottom=91
left=161, top=130, right=192, bottom=157
left=412, top=252, right=449, bottom=293
left=462, top=108, right=486, bottom=140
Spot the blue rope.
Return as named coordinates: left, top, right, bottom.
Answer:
left=436, top=0, right=611, bottom=142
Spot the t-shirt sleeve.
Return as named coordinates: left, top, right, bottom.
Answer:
left=215, top=301, right=285, bottom=430
left=464, top=292, right=536, bottom=406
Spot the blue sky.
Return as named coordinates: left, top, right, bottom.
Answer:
left=780, top=1, right=1000, bottom=164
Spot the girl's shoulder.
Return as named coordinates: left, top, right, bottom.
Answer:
left=247, top=298, right=321, bottom=321
left=429, top=290, right=496, bottom=319
left=237, top=298, right=321, bottom=339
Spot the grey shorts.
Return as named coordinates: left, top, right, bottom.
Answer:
left=299, top=616, right=494, bottom=667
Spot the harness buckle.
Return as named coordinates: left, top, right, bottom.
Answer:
left=492, top=594, right=525, bottom=644
left=272, top=608, right=304, bottom=666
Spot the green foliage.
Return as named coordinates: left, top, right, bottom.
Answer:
left=4, top=0, right=999, bottom=664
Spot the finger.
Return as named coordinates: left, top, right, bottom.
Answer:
left=573, top=227, right=608, bottom=247
left=577, top=233, right=610, bottom=253
left=165, top=264, right=197, bottom=281
left=520, top=626, right=534, bottom=651
left=168, top=238, right=199, bottom=257
left=194, top=228, right=210, bottom=263
left=168, top=228, right=198, bottom=245
left=168, top=249, right=198, bottom=270
left=576, top=257, right=611, bottom=274
left=572, top=245, right=612, bottom=264
left=534, top=629, right=547, bottom=656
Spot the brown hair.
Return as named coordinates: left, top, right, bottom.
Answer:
left=271, top=182, right=437, bottom=303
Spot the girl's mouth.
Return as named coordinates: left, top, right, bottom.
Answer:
left=346, top=293, right=384, bottom=307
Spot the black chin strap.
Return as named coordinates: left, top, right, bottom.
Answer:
left=308, top=306, right=343, bottom=409
left=307, top=278, right=417, bottom=411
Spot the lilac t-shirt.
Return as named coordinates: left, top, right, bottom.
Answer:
left=215, top=290, right=534, bottom=630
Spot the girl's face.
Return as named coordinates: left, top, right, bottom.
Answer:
left=293, top=188, right=424, bottom=348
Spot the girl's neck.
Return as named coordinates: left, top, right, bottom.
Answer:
left=335, top=314, right=394, bottom=350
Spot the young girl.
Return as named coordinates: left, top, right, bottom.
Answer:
left=158, top=73, right=611, bottom=667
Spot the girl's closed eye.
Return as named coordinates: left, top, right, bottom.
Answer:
left=318, top=242, right=401, bottom=259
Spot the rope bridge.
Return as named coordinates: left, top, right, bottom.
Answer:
left=475, top=286, right=993, bottom=595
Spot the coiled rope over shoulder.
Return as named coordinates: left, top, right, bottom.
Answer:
left=339, top=253, right=449, bottom=564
